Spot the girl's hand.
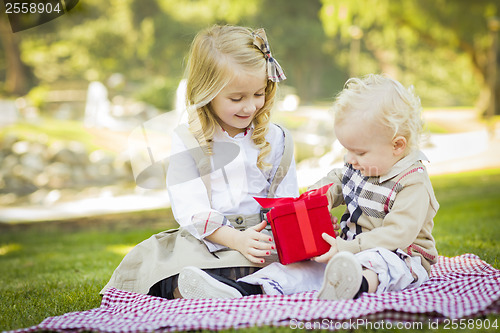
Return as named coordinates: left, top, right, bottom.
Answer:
left=234, top=220, right=274, bottom=264
left=312, top=233, right=338, bottom=263
left=331, top=215, right=340, bottom=237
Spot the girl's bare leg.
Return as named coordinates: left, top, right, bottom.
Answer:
left=173, top=287, right=183, bottom=299
left=362, top=269, right=379, bottom=293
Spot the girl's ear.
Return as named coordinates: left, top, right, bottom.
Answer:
left=392, top=136, right=407, bottom=156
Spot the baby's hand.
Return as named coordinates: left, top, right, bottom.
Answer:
left=313, top=233, right=338, bottom=263
left=235, top=220, right=274, bottom=264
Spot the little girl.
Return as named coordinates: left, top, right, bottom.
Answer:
left=101, top=25, right=299, bottom=299
left=180, top=74, right=439, bottom=300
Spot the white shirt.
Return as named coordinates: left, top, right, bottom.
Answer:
left=167, top=123, right=299, bottom=251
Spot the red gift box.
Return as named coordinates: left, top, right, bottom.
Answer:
left=254, top=184, right=335, bottom=265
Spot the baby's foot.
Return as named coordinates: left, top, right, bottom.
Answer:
left=317, top=251, right=365, bottom=300
left=178, top=266, right=243, bottom=299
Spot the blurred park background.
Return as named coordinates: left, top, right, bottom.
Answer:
left=1, top=0, right=500, bottom=222
left=1, top=2, right=500, bottom=331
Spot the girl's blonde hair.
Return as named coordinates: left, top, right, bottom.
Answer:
left=333, top=74, right=424, bottom=151
left=184, top=25, right=277, bottom=170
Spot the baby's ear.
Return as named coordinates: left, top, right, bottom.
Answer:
left=392, top=136, right=407, bottom=156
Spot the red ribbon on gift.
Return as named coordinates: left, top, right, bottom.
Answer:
left=254, top=183, right=333, bottom=256
left=293, top=200, right=316, bottom=255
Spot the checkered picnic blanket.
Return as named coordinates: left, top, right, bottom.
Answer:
left=8, top=254, right=500, bottom=332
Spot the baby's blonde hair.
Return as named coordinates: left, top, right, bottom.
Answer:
left=184, top=25, right=277, bottom=170
left=333, top=74, right=424, bottom=151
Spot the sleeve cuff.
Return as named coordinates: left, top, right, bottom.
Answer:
left=336, top=237, right=361, bottom=254
left=187, top=212, right=234, bottom=252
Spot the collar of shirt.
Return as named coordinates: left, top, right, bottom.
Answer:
left=218, top=123, right=255, bottom=139
left=379, top=150, right=429, bottom=183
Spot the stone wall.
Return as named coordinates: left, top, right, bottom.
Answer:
left=0, top=134, right=134, bottom=206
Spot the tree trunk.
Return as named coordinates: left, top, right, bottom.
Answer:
left=0, top=18, right=31, bottom=96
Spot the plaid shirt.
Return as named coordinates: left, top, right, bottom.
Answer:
left=340, top=164, right=424, bottom=240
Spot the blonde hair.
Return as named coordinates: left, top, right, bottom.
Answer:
left=333, top=74, right=424, bottom=151
left=184, top=25, right=277, bottom=170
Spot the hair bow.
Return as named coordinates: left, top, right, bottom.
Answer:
left=252, top=28, right=286, bottom=82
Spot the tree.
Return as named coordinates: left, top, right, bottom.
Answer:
left=0, top=0, right=266, bottom=108
left=244, top=0, right=346, bottom=103
left=319, top=0, right=499, bottom=112
left=0, top=11, right=33, bottom=95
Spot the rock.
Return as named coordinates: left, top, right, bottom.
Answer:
left=33, top=172, right=49, bottom=187
left=3, top=175, right=38, bottom=196
left=12, top=140, right=30, bottom=155
left=19, top=153, right=45, bottom=173
left=46, top=162, right=73, bottom=189
left=52, top=148, right=78, bottom=165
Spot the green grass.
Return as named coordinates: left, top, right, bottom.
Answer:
left=1, top=169, right=499, bottom=332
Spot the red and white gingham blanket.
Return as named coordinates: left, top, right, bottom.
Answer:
left=9, top=254, right=500, bottom=332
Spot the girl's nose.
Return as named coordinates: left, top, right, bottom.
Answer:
left=243, top=100, right=257, bottom=113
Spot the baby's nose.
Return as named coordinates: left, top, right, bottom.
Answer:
left=345, top=152, right=356, bottom=165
